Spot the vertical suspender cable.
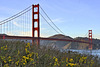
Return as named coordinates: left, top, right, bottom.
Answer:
left=26, top=13, right=28, bottom=36
left=40, top=5, right=65, bottom=35
left=1, top=25, right=2, bottom=34
left=22, top=15, right=24, bottom=35
left=25, top=13, right=26, bottom=36
left=23, top=14, right=24, bottom=35
left=11, top=21, right=12, bottom=36
left=26, top=12, right=28, bottom=36
left=12, top=20, right=13, bottom=36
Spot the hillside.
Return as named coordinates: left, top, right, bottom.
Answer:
left=73, top=37, right=100, bottom=49
left=47, top=34, right=73, bottom=49
left=49, top=34, right=73, bottom=40
left=0, top=34, right=8, bottom=36
left=48, top=34, right=100, bottom=50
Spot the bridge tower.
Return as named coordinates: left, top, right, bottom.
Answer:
left=32, top=4, right=40, bottom=46
left=88, top=30, right=92, bottom=50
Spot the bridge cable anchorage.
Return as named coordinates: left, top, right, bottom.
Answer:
left=39, top=5, right=65, bottom=35
left=39, top=13, right=60, bottom=34
left=0, top=5, right=32, bottom=24
left=0, top=8, right=32, bottom=25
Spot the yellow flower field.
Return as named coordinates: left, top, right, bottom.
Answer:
left=0, top=40, right=100, bottom=67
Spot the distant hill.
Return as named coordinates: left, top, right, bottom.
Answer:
left=47, top=34, right=73, bottom=49
left=48, top=34, right=100, bottom=50
left=49, top=34, right=73, bottom=40
left=73, top=37, right=100, bottom=49
left=0, top=34, right=8, bottom=36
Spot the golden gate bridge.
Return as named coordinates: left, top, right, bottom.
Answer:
left=0, top=4, right=92, bottom=50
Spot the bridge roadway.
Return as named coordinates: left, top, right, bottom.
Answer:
left=0, top=35, right=89, bottom=44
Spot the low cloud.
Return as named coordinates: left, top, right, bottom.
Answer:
left=52, top=18, right=64, bottom=23
left=19, top=31, right=32, bottom=36
left=7, top=32, right=14, bottom=36
left=13, top=22, right=21, bottom=27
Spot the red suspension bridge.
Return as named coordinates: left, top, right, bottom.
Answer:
left=0, top=4, right=92, bottom=49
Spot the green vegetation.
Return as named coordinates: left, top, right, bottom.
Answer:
left=0, top=40, right=100, bottom=67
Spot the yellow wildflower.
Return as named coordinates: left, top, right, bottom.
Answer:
left=26, top=57, right=29, bottom=59
left=6, top=45, right=7, bottom=48
left=8, top=56, right=11, bottom=59
left=25, top=48, right=27, bottom=51
left=32, top=52, right=34, bottom=54
left=1, top=46, right=4, bottom=50
left=68, top=63, right=76, bottom=66
left=30, top=58, right=34, bottom=61
left=50, top=63, right=52, bottom=65
left=1, top=56, right=5, bottom=60
left=82, top=56, right=87, bottom=60
left=90, top=60, right=94, bottom=66
left=79, top=58, right=83, bottom=63
left=54, top=63, right=57, bottom=66
left=1, top=46, right=7, bottom=50
left=23, top=56, right=26, bottom=58
left=23, top=63, right=26, bottom=65
left=55, top=58, right=58, bottom=62
left=15, top=61, right=19, bottom=65
left=25, top=59, right=27, bottom=63
left=25, top=48, right=29, bottom=54
left=4, top=64, right=9, bottom=67
left=26, top=43, right=30, bottom=49
left=21, top=59, right=24, bottom=62
left=27, top=53, right=32, bottom=57
left=66, top=64, right=68, bottom=66
left=9, top=59, right=12, bottom=62
left=33, top=62, right=35, bottom=64
left=53, top=57, right=59, bottom=66
left=35, top=53, right=39, bottom=58
left=54, top=62, right=59, bottom=66
left=53, top=56, right=56, bottom=59
left=4, top=60, right=7, bottom=63
left=91, top=60, right=94, bottom=64
left=57, top=63, right=60, bottom=66
left=66, top=57, right=68, bottom=62
left=69, top=58, right=74, bottom=62
left=84, top=60, right=86, bottom=63
left=4, top=47, right=7, bottom=50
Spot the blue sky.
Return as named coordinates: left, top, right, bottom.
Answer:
left=0, top=0, right=100, bottom=39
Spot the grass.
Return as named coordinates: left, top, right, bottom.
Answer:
left=0, top=40, right=100, bottom=67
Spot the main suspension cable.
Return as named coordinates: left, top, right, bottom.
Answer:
left=39, top=5, right=65, bottom=35
left=0, top=5, right=32, bottom=24
left=0, top=8, right=32, bottom=25
left=40, top=13, right=60, bottom=34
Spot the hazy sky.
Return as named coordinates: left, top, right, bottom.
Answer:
left=0, top=0, right=100, bottom=39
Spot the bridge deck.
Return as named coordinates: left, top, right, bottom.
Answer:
left=0, top=35, right=89, bottom=44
